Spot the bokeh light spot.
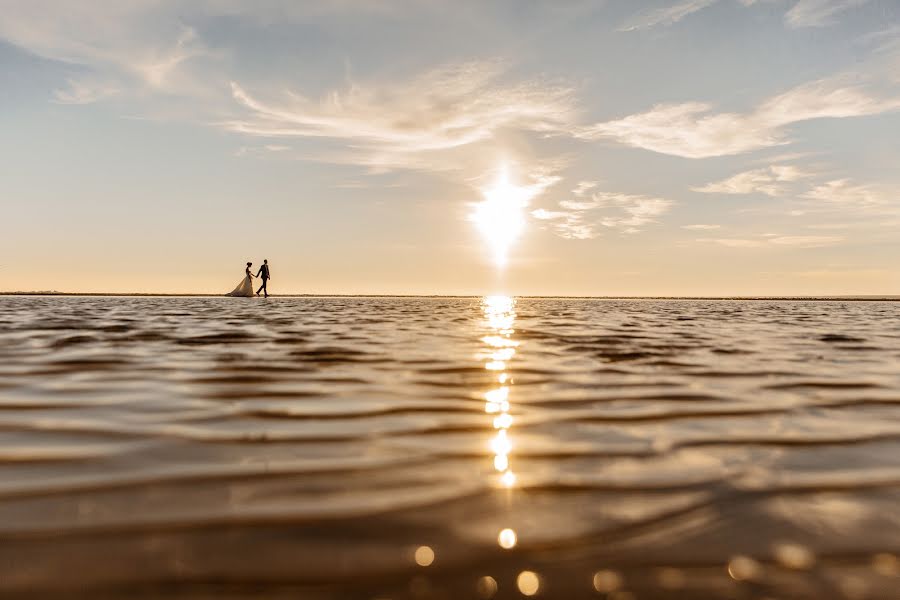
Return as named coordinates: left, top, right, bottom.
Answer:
left=727, top=555, right=762, bottom=581
left=476, top=575, right=498, bottom=598
left=773, top=542, right=815, bottom=570
left=498, top=528, right=517, bottom=549
left=516, top=570, right=540, bottom=596
left=414, top=545, right=434, bottom=567
left=592, top=569, right=622, bottom=593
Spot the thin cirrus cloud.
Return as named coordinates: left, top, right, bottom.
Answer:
left=617, top=0, right=719, bottom=32
left=223, top=61, right=576, bottom=172
left=697, top=235, right=844, bottom=248
left=693, top=164, right=812, bottom=196
left=579, top=76, right=900, bottom=158
left=800, top=179, right=900, bottom=226
left=533, top=188, right=673, bottom=239
left=802, top=178, right=893, bottom=208
left=52, top=78, right=121, bottom=105
left=0, top=2, right=213, bottom=96
left=698, top=172, right=899, bottom=232
left=785, top=0, right=870, bottom=29
left=572, top=180, right=600, bottom=196
left=692, top=176, right=898, bottom=249
left=619, top=0, right=870, bottom=31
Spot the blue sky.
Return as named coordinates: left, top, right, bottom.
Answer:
left=1, top=0, right=898, bottom=295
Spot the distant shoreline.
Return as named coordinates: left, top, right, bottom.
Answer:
left=2, top=292, right=898, bottom=301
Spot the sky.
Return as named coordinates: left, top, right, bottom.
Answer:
left=1, top=0, right=899, bottom=296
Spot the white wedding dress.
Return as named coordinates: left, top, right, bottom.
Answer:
left=227, top=270, right=255, bottom=297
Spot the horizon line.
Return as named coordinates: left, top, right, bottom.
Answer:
left=2, top=292, right=899, bottom=301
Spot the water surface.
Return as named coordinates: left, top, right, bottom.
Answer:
left=0, top=296, right=898, bottom=599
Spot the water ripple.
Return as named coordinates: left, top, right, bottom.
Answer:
left=0, top=296, right=898, bottom=598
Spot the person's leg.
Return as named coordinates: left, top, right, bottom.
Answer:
left=262, top=279, right=268, bottom=297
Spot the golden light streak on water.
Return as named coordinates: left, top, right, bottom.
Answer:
left=482, top=296, right=518, bottom=490
left=482, top=295, right=521, bottom=549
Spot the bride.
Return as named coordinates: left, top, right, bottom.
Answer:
left=227, top=262, right=256, bottom=297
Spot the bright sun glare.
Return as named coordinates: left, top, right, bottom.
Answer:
left=472, top=164, right=531, bottom=268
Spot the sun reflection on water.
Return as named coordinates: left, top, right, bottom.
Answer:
left=482, top=295, right=524, bottom=555
left=482, top=295, right=519, bottom=495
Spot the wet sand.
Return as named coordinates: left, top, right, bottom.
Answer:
left=0, top=296, right=898, bottom=599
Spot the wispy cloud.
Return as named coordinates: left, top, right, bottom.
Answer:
left=224, top=61, right=576, bottom=172
left=580, top=76, right=900, bottom=158
left=682, top=224, right=722, bottom=230
left=785, top=0, right=870, bottom=29
left=697, top=237, right=768, bottom=248
left=694, top=164, right=813, bottom=195
left=618, top=0, right=866, bottom=33
left=750, top=150, right=819, bottom=164
left=697, top=235, right=844, bottom=248
left=533, top=189, right=673, bottom=239
left=234, top=144, right=293, bottom=158
left=731, top=174, right=900, bottom=241
left=572, top=180, right=599, bottom=196
left=794, top=178, right=900, bottom=237
left=861, top=25, right=900, bottom=55
left=801, top=178, right=894, bottom=208
left=52, top=78, right=120, bottom=104
left=0, top=4, right=213, bottom=98
left=580, top=101, right=774, bottom=158
left=618, top=0, right=718, bottom=32
left=769, top=235, right=844, bottom=247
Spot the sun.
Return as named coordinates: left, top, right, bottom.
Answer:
left=472, top=164, right=530, bottom=267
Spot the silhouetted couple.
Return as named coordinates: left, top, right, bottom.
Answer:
left=227, top=259, right=271, bottom=298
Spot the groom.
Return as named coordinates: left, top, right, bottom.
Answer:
left=255, top=259, right=271, bottom=297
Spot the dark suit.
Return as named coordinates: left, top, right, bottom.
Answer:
left=255, top=263, right=270, bottom=297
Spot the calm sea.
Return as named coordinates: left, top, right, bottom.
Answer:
left=0, top=296, right=898, bottom=599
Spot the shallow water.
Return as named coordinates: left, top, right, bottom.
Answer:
left=0, top=296, right=898, bottom=599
